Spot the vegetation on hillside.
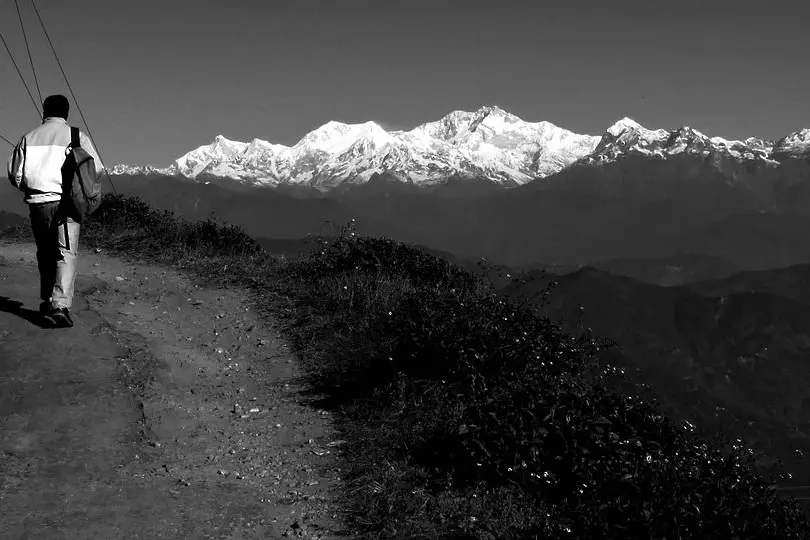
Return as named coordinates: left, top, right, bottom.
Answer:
left=4, top=193, right=808, bottom=539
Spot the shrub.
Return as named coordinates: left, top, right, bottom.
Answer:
left=278, top=221, right=809, bottom=538
left=22, top=194, right=806, bottom=538
left=83, top=194, right=264, bottom=261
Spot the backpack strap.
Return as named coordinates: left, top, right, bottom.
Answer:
left=70, top=126, right=81, bottom=149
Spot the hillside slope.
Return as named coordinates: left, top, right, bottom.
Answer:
left=686, top=264, right=810, bottom=305
left=503, top=267, right=810, bottom=498
left=0, top=241, right=342, bottom=538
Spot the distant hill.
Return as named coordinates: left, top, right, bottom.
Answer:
left=666, top=213, right=810, bottom=271
left=687, top=264, right=810, bottom=306
left=589, top=253, right=742, bottom=286
left=503, top=266, right=810, bottom=487
left=468, top=151, right=810, bottom=267
left=97, top=153, right=810, bottom=274
left=110, top=174, right=387, bottom=240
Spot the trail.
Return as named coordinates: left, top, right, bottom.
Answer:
left=0, top=241, right=342, bottom=539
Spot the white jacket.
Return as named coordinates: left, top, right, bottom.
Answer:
left=6, top=117, right=104, bottom=204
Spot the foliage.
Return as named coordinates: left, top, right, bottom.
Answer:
left=16, top=193, right=806, bottom=539
left=83, top=194, right=265, bottom=259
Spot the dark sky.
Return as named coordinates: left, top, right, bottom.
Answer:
left=1, top=0, right=807, bottom=166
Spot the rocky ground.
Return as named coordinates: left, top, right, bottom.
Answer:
left=0, top=241, right=348, bottom=539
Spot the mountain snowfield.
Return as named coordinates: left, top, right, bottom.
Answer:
left=582, top=117, right=779, bottom=165
left=112, top=106, right=810, bottom=190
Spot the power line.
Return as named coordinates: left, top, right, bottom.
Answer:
left=30, top=0, right=117, bottom=194
left=15, top=0, right=42, bottom=104
left=1, top=133, right=16, bottom=147
left=0, top=27, right=42, bottom=117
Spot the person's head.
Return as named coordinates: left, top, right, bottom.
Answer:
left=42, top=94, right=69, bottom=120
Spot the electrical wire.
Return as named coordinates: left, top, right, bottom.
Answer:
left=0, top=27, right=42, bottom=117
left=31, top=0, right=118, bottom=194
left=15, top=0, right=42, bottom=105
left=1, top=133, right=16, bottom=147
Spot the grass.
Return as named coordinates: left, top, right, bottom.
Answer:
left=4, top=193, right=809, bottom=539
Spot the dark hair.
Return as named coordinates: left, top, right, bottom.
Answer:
left=42, top=95, right=70, bottom=119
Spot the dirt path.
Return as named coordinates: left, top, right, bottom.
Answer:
left=0, top=241, right=345, bottom=539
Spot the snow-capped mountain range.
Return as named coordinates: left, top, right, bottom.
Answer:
left=112, top=106, right=810, bottom=190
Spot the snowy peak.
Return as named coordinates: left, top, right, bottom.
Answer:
left=709, top=136, right=773, bottom=160
left=412, top=109, right=478, bottom=141
left=293, top=120, right=393, bottom=154
left=173, top=135, right=247, bottom=171
left=591, top=118, right=669, bottom=161
left=243, top=138, right=288, bottom=158
left=406, top=105, right=601, bottom=180
left=158, top=106, right=602, bottom=188
left=115, top=108, right=809, bottom=190
left=296, top=121, right=356, bottom=150
left=606, top=117, right=646, bottom=136
left=665, top=126, right=713, bottom=153
left=165, top=134, right=283, bottom=184
left=110, top=163, right=163, bottom=176
left=586, top=118, right=790, bottom=165
left=773, top=128, right=810, bottom=158
left=210, top=135, right=248, bottom=155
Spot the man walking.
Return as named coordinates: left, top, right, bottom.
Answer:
left=6, top=94, right=104, bottom=328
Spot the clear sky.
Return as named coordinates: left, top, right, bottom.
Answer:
left=1, top=0, right=807, bottom=167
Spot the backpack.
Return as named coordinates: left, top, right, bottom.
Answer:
left=61, top=126, right=102, bottom=222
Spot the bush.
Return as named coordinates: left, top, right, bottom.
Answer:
left=28, top=194, right=807, bottom=538
left=83, top=194, right=264, bottom=261
left=277, top=221, right=808, bottom=539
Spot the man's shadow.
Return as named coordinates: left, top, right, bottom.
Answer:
left=0, top=296, right=50, bottom=328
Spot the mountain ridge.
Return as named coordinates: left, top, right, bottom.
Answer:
left=112, top=106, right=810, bottom=190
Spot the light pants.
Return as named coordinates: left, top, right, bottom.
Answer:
left=28, top=202, right=80, bottom=310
